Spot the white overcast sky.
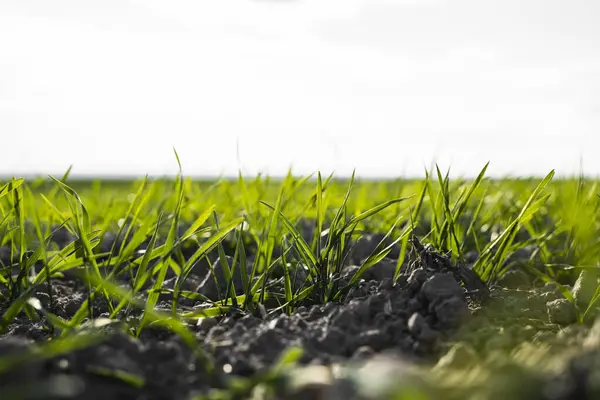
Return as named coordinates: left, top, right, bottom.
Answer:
left=1, top=0, right=599, bottom=178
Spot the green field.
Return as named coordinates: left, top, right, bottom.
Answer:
left=1, top=162, right=600, bottom=399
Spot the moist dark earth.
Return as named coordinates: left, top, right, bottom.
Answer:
left=0, top=228, right=598, bottom=399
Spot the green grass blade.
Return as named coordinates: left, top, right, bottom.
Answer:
left=139, top=174, right=185, bottom=333
left=0, top=178, right=25, bottom=200
left=341, top=197, right=411, bottom=234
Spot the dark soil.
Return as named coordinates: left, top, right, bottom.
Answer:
left=1, top=231, right=595, bottom=399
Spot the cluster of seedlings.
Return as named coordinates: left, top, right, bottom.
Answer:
left=0, top=162, right=599, bottom=399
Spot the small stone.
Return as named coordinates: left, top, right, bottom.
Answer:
left=547, top=298, right=577, bottom=326
left=573, top=270, right=600, bottom=311
left=420, top=273, right=464, bottom=303
left=435, top=342, right=478, bottom=369
left=196, top=317, right=218, bottom=333
left=407, top=298, right=422, bottom=313
left=517, top=325, right=537, bottom=341
left=431, top=297, right=469, bottom=329
left=539, top=291, right=560, bottom=303
left=330, top=309, right=355, bottom=330
left=34, top=292, right=52, bottom=309
left=544, top=282, right=560, bottom=293
left=407, top=268, right=428, bottom=292
left=407, top=312, right=425, bottom=335
left=407, top=313, right=439, bottom=344
left=352, top=346, right=375, bottom=362
left=354, top=329, right=388, bottom=351
left=584, top=317, right=600, bottom=348
left=319, top=327, right=347, bottom=353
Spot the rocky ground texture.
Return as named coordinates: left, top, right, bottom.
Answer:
left=1, top=232, right=599, bottom=399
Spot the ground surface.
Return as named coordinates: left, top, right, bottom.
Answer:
left=1, top=232, right=599, bottom=400
left=0, top=173, right=599, bottom=399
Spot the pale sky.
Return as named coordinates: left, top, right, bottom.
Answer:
left=1, top=0, right=599, bottom=178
